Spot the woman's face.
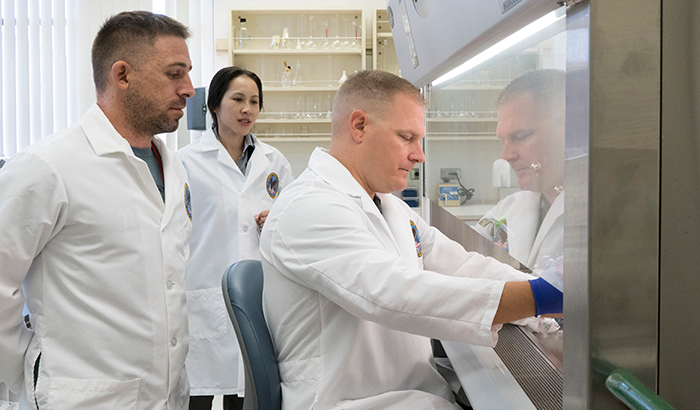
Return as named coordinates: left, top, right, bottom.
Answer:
left=213, top=75, right=260, bottom=139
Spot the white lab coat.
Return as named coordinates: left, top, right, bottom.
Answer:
left=0, top=103, right=192, bottom=410
left=259, top=148, right=533, bottom=410
left=177, top=129, right=293, bottom=396
left=472, top=190, right=564, bottom=271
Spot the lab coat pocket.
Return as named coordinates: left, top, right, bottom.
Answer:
left=46, top=377, right=140, bottom=410
left=186, top=287, right=229, bottom=340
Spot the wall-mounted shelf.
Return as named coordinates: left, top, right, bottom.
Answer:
left=258, top=137, right=331, bottom=143
left=263, top=85, right=339, bottom=92
left=232, top=48, right=363, bottom=56
left=427, top=117, right=498, bottom=123
left=256, top=118, right=331, bottom=124
left=440, top=84, right=507, bottom=91
left=426, top=135, right=499, bottom=142
left=229, top=8, right=364, bottom=150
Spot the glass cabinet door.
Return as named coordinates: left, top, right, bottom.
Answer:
left=424, top=12, right=566, bottom=276
left=419, top=10, right=568, bottom=408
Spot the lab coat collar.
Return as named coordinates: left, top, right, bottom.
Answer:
left=376, top=192, right=420, bottom=264
left=199, top=130, right=273, bottom=186
left=199, top=128, right=222, bottom=152
left=505, top=190, right=564, bottom=268
left=198, top=128, right=254, bottom=151
left=151, top=136, right=189, bottom=225
left=307, top=147, right=367, bottom=199
left=308, top=148, right=402, bottom=254
left=503, top=191, right=540, bottom=266
left=529, top=190, right=564, bottom=264
left=242, top=136, right=272, bottom=192
left=199, top=128, right=243, bottom=175
left=81, top=103, right=188, bottom=217
left=81, top=103, right=164, bottom=208
left=81, top=103, right=136, bottom=157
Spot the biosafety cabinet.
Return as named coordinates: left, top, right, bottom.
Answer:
left=388, top=0, right=700, bottom=409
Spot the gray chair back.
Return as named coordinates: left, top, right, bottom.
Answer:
left=222, top=260, right=281, bottom=410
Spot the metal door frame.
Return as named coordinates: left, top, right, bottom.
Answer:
left=564, top=1, right=661, bottom=408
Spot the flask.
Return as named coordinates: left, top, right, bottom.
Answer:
left=305, top=15, right=316, bottom=49
left=292, top=59, right=303, bottom=87
left=281, top=61, right=292, bottom=87
left=238, top=18, right=249, bottom=49
left=331, top=14, right=342, bottom=49
left=281, top=27, right=291, bottom=49
left=338, top=70, right=348, bottom=85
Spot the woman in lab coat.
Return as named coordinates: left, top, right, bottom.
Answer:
left=177, top=67, right=293, bottom=410
left=473, top=69, right=565, bottom=273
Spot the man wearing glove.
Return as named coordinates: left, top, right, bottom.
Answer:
left=259, top=70, right=562, bottom=410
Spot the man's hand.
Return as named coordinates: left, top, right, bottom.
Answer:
left=254, top=210, right=270, bottom=231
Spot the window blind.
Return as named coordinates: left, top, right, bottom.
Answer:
left=1, top=0, right=77, bottom=157
left=1, top=0, right=176, bottom=158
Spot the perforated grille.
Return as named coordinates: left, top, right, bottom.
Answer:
left=494, top=324, right=563, bottom=410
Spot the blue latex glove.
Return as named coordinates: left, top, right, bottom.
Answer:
left=529, top=277, right=563, bottom=316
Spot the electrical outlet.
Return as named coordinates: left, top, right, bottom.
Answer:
left=409, top=168, right=420, bottom=180
left=440, top=168, right=462, bottom=180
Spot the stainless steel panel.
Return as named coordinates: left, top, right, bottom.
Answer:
left=564, top=1, right=660, bottom=408
left=658, top=1, right=700, bottom=408
left=562, top=6, right=591, bottom=408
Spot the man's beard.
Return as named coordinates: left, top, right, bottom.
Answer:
left=125, top=89, right=182, bottom=136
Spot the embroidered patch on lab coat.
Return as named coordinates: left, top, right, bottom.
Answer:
left=184, top=183, right=192, bottom=220
left=266, top=172, right=279, bottom=199
left=410, top=220, right=422, bottom=258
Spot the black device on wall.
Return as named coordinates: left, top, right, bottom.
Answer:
left=187, top=87, right=207, bottom=130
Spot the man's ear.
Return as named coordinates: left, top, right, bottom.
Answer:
left=348, top=110, right=368, bottom=144
left=111, top=61, right=131, bottom=91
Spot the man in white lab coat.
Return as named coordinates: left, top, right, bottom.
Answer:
left=0, top=11, right=195, bottom=409
left=259, top=70, right=563, bottom=410
left=473, top=69, right=565, bottom=275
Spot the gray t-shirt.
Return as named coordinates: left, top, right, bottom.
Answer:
left=131, top=145, right=165, bottom=201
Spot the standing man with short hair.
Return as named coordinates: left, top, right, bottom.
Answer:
left=260, top=70, right=562, bottom=410
left=0, top=11, right=196, bottom=409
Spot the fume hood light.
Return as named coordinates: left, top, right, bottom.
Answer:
left=431, top=8, right=565, bottom=88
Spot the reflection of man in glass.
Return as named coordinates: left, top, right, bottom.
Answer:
left=474, top=69, right=565, bottom=273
